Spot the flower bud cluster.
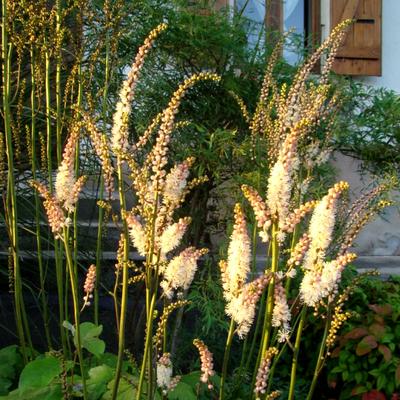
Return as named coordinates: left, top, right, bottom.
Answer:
left=241, top=184, right=271, bottom=242
left=287, top=233, right=311, bottom=270
left=30, top=181, right=68, bottom=236
left=146, top=73, right=220, bottom=193
left=154, top=300, right=189, bottom=352
left=193, top=339, right=215, bottom=389
left=83, top=264, right=96, bottom=306
left=281, top=200, right=317, bottom=233
left=111, top=23, right=167, bottom=153
left=85, top=116, right=114, bottom=197
left=254, top=347, right=278, bottom=398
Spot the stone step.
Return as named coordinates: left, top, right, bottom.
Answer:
left=0, top=250, right=144, bottom=261
left=253, top=256, right=400, bottom=276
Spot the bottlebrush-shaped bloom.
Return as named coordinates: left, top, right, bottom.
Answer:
left=225, top=274, right=270, bottom=338
left=161, top=247, right=208, bottom=298
left=156, top=353, right=173, bottom=392
left=126, top=213, right=147, bottom=256
left=272, top=281, right=291, bottom=342
left=226, top=204, right=251, bottom=297
left=163, top=157, right=194, bottom=205
left=303, top=181, right=349, bottom=271
left=158, top=217, right=191, bottom=256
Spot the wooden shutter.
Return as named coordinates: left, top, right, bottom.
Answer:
left=331, top=0, right=382, bottom=76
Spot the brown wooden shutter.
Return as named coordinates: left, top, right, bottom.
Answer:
left=331, top=0, right=382, bottom=76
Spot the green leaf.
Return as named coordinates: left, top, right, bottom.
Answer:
left=102, top=377, right=136, bottom=400
left=87, top=365, right=114, bottom=400
left=368, top=369, right=380, bottom=378
left=355, top=335, right=378, bottom=356
left=369, top=323, right=385, bottom=340
left=19, top=357, right=61, bottom=393
left=331, top=366, right=343, bottom=374
left=344, top=327, right=369, bottom=340
left=377, top=374, right=386, bottom=390
left=0, top=385, right=62, bottom=400
left=351, top=385, right=367, bottom=395
left=395, top=365, right=400, bottom=385
left=167, top=381, right=196, bottom=400
left=0, top=346, right=22, bottom=395
left=377, top=344, right=392, bottom=362
left=74, top=323, right=105, bottom=358
left=368, top=304, right=392, bottom=316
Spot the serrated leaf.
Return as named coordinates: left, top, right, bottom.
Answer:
left=356, top=335, right=378, bottom=356
left=19, top=357, right=61, bottom=392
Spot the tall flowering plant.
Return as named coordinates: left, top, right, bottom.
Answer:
left=216, top=20, right=391, bottom=400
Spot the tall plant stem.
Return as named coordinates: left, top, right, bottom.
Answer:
left=288, top=306, right=307, bottom=400
left=30, top=48, right=52, bottom=350
left=137, top=193, right=160, bottom=400
left=111, top=159, right=130, bottom=400
left=244, top=288, right=266, bottom=372
left=252, top=222, right=279, bottom=388
left=136, top=293, right=157, bottom=400
left=56, top=0, right=62, bottom=164
left=45, top=37, right=66, bottom=351
left=2, top=1, right=29, bottom=363
left=94, top=29, right=111, bottom=325
left=306, top=311, right=330, bottom=400
left=219, top=319, right=235, bottom=400
left=63, top=227, right=87, bottom=400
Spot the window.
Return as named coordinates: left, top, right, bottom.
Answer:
left=234, top=0, right=321, bottom=65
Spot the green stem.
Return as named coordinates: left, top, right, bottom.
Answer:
left=288, top=306, right=307, bottom=400
left=2, top=1, right=29, bottom=363
left=306, top=312, right=330, bottom=400
left=94, top=28, right=111, bottom=325
left=219, top=319, right=235, bottom=400
left=30, top=47, right=52, bottom=350
left=137, top=293, right=157, bottom=400
left=56, top=0, right=62, bottom=165
left=252, top=223, right=279, bottom=388
left=111, top=159, right=130, bottom=400
left=63, top=227, right=87, bottom=399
